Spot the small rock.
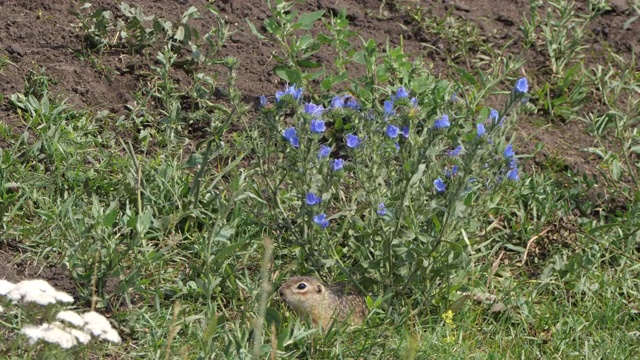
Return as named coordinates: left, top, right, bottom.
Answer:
left=610, top=0, right=630, bottom=13
left=443, top=0, right=471, bottom=13
left=7, top=43, right=25, bottom=57
left=454, top=2, right=472, bottom=12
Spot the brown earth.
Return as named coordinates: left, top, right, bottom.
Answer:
left=1, top=0, right=639, bottom=295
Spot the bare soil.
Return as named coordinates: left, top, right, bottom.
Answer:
left=1, top=0, right=638, bottom=295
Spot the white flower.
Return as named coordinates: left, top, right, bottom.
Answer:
left=0, top=279, right=15, bottom=295
left=82, top=311, right=121, bottom=343
left=21, top=323, right=78, bottom=349
left=56, top=310, right=85, bottom=327
left=21, top=325, right=44, bottom=344
left=69, top=328, right=91, bottom=344
left=6, top=279, right=74, bottom=306
left=101, top=328, right=122, bottom=343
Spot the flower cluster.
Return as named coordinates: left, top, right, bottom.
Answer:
left=1, top=279, right=73, bottom=306
left=20, top=310, right=122, bottom=349
left=269, top=84, right=370, bottom=229
left=276, top=84, right=303, bottom=102
left=267, top=78, right=528, bottom=229
left=381, top=87, right=417, bottom=150
left=331, top=94, right=360, bottom=110
left=283, top=127, right=299, bottom=148
left=503, top=144, right=519, bottom=181
left=1, top=279, right=121, bottom=349
left=434, top=114, right=450, bottom=129
left=313, top=213, right=329, bottom=229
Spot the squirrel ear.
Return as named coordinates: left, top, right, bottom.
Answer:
left=316, top=284, right=323, bottom=293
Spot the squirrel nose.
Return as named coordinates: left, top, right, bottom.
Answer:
left=278, top=290, right=284, bottom=298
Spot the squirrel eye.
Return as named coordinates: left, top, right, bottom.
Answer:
left=296, top=283, right=307, bottom=290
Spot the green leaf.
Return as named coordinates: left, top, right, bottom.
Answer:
left=353, top=50, right=366, bottom=65
left=296, top=10, right=325, bottom=30
left=264, top=18, right=279, bottom=35
left=464, top=192, right=473, bottom=207
left=316, top=33, right=332, bottom=44
left=211, top=241, right=243, bottom=264
left=432, top=215, right=441, bottom=233
left=136, top=209, right=153, bottom=235
left=611, top=159, right=621, bottom=181
left=624, top=15, right=638, bottom=30
left=321, top=72, right=348, bottom=91
left=587, top=223, right=620, bottom=234
left=174, top=25, right=185, bottom=42
left=275, top=66, right=302, bottom=85
left=408, top=163, right=426, bottom=189
left=296, top=59, right=321, bottom=68
left=297, top=34, right=315, bottom=50
left=304, top=69, right=325, bottom=81
left=103, top=202, right=119, bottom=228
left=455, top=66, right=478, bottom=85
left=450, top=293, right=470, bottom=312
left=265, top=307, right=281, bottom=326
left=181, top=6, right=199, bottom=23
left=246, top=18, right=265, bottom=40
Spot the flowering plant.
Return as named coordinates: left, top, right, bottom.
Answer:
left=253, top=70, right=529, bottom=296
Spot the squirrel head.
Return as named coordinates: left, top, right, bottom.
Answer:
left=278, top=276, right=325, bottom=312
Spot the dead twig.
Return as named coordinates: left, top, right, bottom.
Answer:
left=520, top=226, right=552, bottom=266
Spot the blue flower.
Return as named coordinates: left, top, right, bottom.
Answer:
left=332, top=158, right=344, bottom=171
left=259, top=95, right=268, bottom=107
left=313, top=213, right=329, bottom=229
left=386, top=125, right=399, bottom=138
left=345, top=96, right=360, bottom=110
left=434, top=177, right=446, bottom=193
left=489, top=108, right=499, bottom=123
left=377, top=203, right=387, bottom=216
left=306, top=192, right=321, bottom=206
left=275, top=84, right=303, bottom=102
left=394, top=142, right=400, bottom=150
left=507, top=167, right=519, bottom=181
left=477, top=123, right=486, bottom=137
left=331, top=95, right=344, bottom=109
left=503, top=144, right=515, bottom=158
left=434, top=114, right=450, bottom=129
left=448, top=145, right=463, bottom=157
left=410, top=97, right=418, bottom=107
left=310, top=119, right=326, bottom=134
left=283, top=127, right=299, bottom=148
left=282, top=127, right=296, bottom=141
left=384, top=100, right=395, bottom=116
left=401, top=126, right=410, bottom=138
left=396, top=86, right=409, bottom=99
left=514, top=78, right=528, bottom=94
left=445, top=165, right=459, bottom=177
left=289, top=136, right=299, bottom=148
left=346, top=134, right=361, bottom=148
left=304, top=103, right=324, bottom=117
left=318, top=145, right=331, bottom=159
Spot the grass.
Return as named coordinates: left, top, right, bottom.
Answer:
left=1, top=0, right=640, bottom=358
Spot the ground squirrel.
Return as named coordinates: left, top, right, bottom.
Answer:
left=278, top=276, right=368, bottom=329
